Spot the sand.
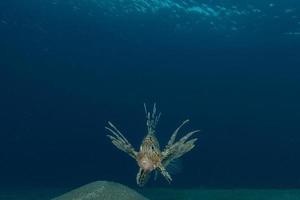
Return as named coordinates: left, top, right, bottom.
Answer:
left=1, top=183, right=300, bottom=200
left=52, top=181, right=149, bottom=200
left=142, top=188, right=300, bottom=200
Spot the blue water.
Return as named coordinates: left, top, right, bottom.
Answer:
left=0, top=0, right=300, bottom=190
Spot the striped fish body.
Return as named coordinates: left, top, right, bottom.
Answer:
left=138, top=132, right=161, bottom=169
left=136, top=132, right=162, bottom=186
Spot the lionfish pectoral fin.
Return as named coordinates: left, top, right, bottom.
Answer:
left=165, top=158, right=183, bottom=175
left=161, top=121, right=200, bottom=165
left=158, top=164, right=172, bottom=183
left=165, top=119, right=190, bottom=149
left=105, top=121, right=138, bottom=159
left=136, top=168, right=151, bottom=187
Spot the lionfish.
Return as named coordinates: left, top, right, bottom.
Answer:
left=105, top=104, right=199, bottom=186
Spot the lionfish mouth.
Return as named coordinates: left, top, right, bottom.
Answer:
left=138, top=156, right=155, bottom=172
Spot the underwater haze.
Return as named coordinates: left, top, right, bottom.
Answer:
left=1, top=0, right=300, bottom=195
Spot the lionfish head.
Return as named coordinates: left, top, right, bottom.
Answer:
left=137, top=153, right=155, bottom=172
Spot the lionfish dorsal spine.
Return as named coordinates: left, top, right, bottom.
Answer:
left=144, top=103, right=161, bottom=135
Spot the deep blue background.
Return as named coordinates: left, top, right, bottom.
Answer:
left=0, top=1, right=300, bottom=188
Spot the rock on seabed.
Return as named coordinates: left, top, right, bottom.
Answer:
left=52, top=181, right=149, bottom=200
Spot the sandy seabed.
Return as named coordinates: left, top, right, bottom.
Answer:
left=142, top=188, right=300, bottom=200
left=1, top=187, right=300, bottom=200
